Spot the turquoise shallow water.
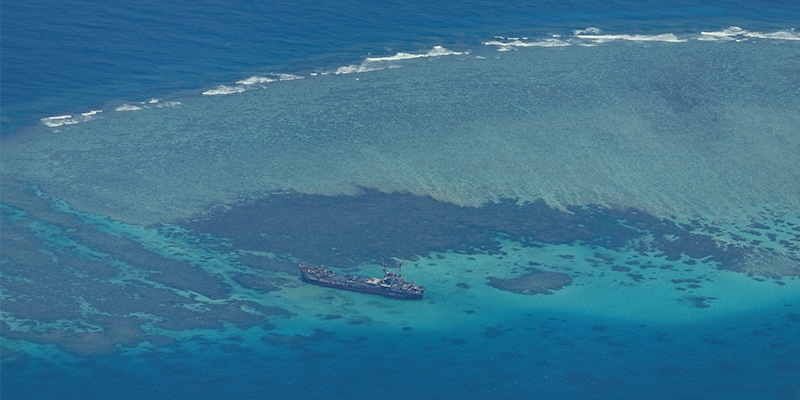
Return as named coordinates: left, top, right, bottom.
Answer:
left=2, top=1, right=800, bottom=398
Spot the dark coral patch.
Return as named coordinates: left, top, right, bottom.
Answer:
left=683, top=296, right=719, bottom=308
left=232, top=273, right=288, bottom=292
left=262, top=328, right=341, bottom=350
left=0, top=184, right=291, bottom=356
left=178, top=188, right=761, bottom=279
left=178, top=190, right=651, bottom=268
left=0, top=317, right=151, bottom=356
left=483, top=326, right=504, bottom=339
left=68, top=227, right=232, bottom=300
left=628, top=273, right=645, bottom=282
left=487, top=270, right=572, bottom=295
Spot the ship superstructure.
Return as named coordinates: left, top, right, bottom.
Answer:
left=298, top=261, right=425, bottom=299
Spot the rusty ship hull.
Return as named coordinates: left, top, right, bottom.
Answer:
left=299, top=263, right=425, bottom=300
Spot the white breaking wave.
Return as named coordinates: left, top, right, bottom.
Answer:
left=700, top=26, right=755, bottom=41
left=234, top=73, right=307, bottom=87
left=115, top=99, right=182, bottom=112
left=144, top=98, right=182, bottom=108
left=40, top=110, right=103, bottom=127
left=483, top=37, right=571, bottom=51
left=485, top=26, right=800, bottom=50
left=106, top=47, right=462, bottom=117
left=40, top=115, right=78, bottom=127
left=46, top=101, right=175, bottom=120
left=484, top=28, right=686, bottom=50
left=365, top=45, right=467, bottom=62
left=332, top=63, right=392, bottom=75
left=329, top=45, right=466, bottom=75
left=700, top=26, right=800, bottom=41
left=155, top=101, right=183, bottom=108
left=202, top=85, right=248, bottom=95
left=236, top=74, right=303, bottom=85
left=236, top=76, right=277, bottom=85
left=115, top=104, right=143, bottom=112
left=276, top=73, right=304, bottom=81
left=752, top=28, right=800, bottom=41
left=573, top=27, right=686, bottom=43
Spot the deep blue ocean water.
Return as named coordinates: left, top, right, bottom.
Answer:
left=2, top=0, right=800, bottom=399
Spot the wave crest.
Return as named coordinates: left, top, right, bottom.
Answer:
left=701, top=26, right=800, bottom=41
left=202, top=85, right=248, bottom=96
left=330, top=45, right=467, bottom=75
left=236, top=76, right=277, bottom=85
left=485, top=26, right=800, bottom=50
left=40, top=110, right=102, bottom=127
left=365, top=45, right=467, bottom=62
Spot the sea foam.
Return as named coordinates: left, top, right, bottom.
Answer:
left=484, top=28, right=688, bottom=50
left=483, top=37, right=571, bottom=51
left=701, top=26, right=800, bottom=41
left=40, top=110, right=102, bottom=127
left=115, top=104, right=144, bottom=112
left=236, top=76, right=277, bottom=85
left=573, top=27, right=686, bottom=43
left=330, top=45, right=466, bottom=75
left=276, top=73, right=304, bottom=81
left=365, top=45, right=466, bottom=62
left=485, top=27, right=800, bottom=51
left=332, top=64, right=392, bottom=75
left=202, top=85, right=248, bottom=96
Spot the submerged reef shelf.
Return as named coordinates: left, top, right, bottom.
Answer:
left=1, top=184, right=798, bottom=357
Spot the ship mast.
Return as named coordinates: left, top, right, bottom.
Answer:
left=381, top=259, right=404, bottom=277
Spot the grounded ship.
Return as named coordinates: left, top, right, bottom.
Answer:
left=298, top=261, right=425, bottom=299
